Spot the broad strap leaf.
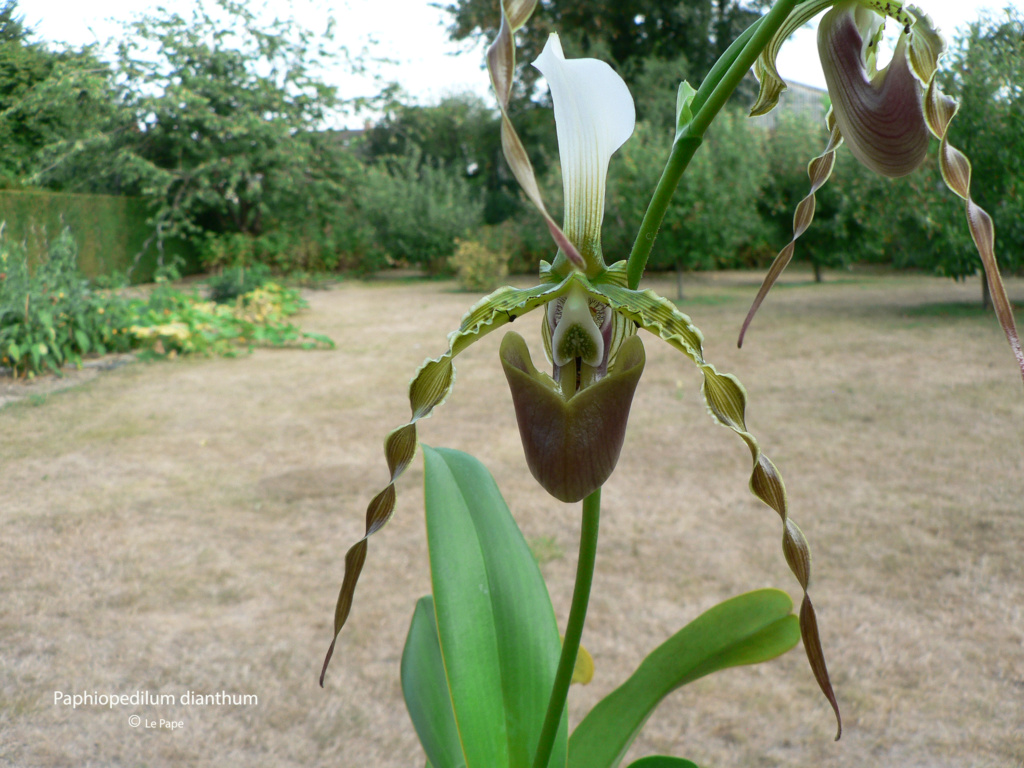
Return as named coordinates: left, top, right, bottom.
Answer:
left=626, top=759, right=699, bottom=768
left=401, top=596, right=467, bottom=768
left=424, top=446, right=568, bottom=768
left=569, top=590, right=800, bottom=768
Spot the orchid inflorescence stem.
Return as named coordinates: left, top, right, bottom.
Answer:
left=626, top=0, right=799, bottom=290
left=533, top=487, right=602, bottom=768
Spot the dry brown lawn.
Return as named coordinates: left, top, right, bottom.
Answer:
left=2, top=268, right=1022, bottom=768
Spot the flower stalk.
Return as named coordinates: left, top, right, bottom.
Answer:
left=533, top=488, right=601, bottom=768
left=626, top=0, right=799, bottom=289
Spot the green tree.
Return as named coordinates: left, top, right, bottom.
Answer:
left=362, top=93, right=519, bottom=224
left=0, top=0, right=123, bottom=190
left=111, top=0, right=360, bottom=255
left=442, top=0, right=766, bottom=116
left=361, top=148, right=483, bottom=273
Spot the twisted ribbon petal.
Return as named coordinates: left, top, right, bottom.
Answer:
left=321, top=278, right=571, bottom=684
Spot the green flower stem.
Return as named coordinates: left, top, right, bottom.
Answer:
left=625, top=0, right=799, bottom=290
left=533, top=487, right=602, bottom=768
left=688, top=0, right=798, bottom=138
left=625, top=136, right=703, bottom=290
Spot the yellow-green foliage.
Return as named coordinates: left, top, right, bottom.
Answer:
left=0, top=190, right=198, bottom=283
left=448, top=238, right=508, bottom=292
left=130, top=282, right=333, bottom=358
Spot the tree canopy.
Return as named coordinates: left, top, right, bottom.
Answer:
left=0, top=0, right=122, bottom=189
left=441, top=0, right=767, bottom=117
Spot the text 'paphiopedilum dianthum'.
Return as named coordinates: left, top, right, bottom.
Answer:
left=321, top=0, right=841, bottom=738
left=741, top=0, right=1024, bottom=386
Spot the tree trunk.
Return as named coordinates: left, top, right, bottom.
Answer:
left=675, top=259, right=684, bottom=301
left=813, top=260, right=823, bottom=284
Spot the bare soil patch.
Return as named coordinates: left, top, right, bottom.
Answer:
left=2, top=269, right=1022, bottom=767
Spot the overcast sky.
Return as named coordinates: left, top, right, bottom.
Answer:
left=20, top=0, right=1024, bottom=126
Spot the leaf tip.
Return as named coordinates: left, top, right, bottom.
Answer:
left=319, top=637, right=337, bottom=688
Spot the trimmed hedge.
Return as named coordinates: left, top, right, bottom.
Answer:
left=0, top=189, right=198, bottom=283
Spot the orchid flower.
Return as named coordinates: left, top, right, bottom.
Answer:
left=321, top=0, right=840, bottom=739
left=741, top=0, right=1024, bottom=385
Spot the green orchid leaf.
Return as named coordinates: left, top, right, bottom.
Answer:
left=401, top=596, right=466, bottom=768
left=321, top=280, right=570, bottom=685
left=626, top=758, right=699, bottom=768
left=423, top=445, right=568, bottom=768
left=568, top=590, right=799, bottom=768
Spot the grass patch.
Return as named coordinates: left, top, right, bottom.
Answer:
left=2, top=270, right=1022, bottom=768
left=903, top=301, right=1024, bottom=320
left=673, top=294, right=736, bottom=307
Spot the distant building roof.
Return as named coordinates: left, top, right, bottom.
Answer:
left=748, top=81, right=830, bottom=131
left=320, top=128, right=365, bottom=147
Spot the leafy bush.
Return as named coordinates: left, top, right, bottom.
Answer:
left=1, top=227, right=333, bottom=378
left=361, top=150, right=483, bottom=274
left=130, top=281, right=333, bottom=358
left=205, top=264, right=272, bottom=304
left=448, top=238, right=509, bottom=292
left=200, top=232, right=257, bottom=272
left=0, top=227, right=135, bottom=377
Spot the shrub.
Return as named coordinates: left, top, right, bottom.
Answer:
left=0, top=227, right=136, bottom=378
left=361, top=150, right=483, bottom=274
left=205, top=264, right=272, bottom=304
left=0, top=227, right=333, bottom=378
left=448, top=238, right=509, bottom=292
left=130, top=281, right=333, bottom=358
left=200, top=232, right=257, bottom=271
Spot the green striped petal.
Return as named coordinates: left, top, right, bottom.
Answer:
left=592, top=280, right=843, bottom=739
left=320, top=278, right=572, bottom=684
